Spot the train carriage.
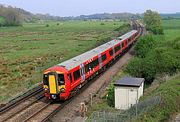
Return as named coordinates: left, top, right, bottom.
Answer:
left=43, top=30, right=138, bottom=100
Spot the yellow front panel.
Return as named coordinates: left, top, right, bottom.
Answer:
left=49, top=75, right=57, bottom=94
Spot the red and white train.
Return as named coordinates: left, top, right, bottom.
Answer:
left=43, top=29, right=139, bottom=100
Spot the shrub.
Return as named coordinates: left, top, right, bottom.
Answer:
left=0, top=16, right=6, bottom=27
left=114, top=23, right=130, bottom=31
left=134, top=34, right=155, bottom=58
left=100, top=23, right=105, bottom=25
left=173, top=37, right=180, bottom=49
left=149, top=25, right=164, bottom=35
left=46, top=24, right=49, bottom=27
left=124, top=57, right=156, bottom=83
left=125, top=36, right=180, bottom=83
left=106, top=83, right=115, bottom=107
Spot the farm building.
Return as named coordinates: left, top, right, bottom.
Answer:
left=114, top=77, right=144, bottom=110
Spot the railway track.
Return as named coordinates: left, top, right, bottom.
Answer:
left=0, top=83, right=42, bottom=113
left=0, top=20, right=145, bottom=122
left=0, top=84, right=44, bottom=122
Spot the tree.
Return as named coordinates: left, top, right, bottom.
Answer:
left=0, top=5, right=22, bottom=26
left=144, top=10, right=164, bottom=35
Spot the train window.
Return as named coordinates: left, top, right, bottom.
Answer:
left=43, top=74, right=48, bottom=85
left=109, top=49, right=113, bottom=56
left=128, top=37, right=131, bottom=42
left=73, top=70, right=81, bottom=81
left=115, top=45, right=120, bottom=53
left=89, top=58, right=99, bottom=69
left=68, top=74, right=72, bottom=83
left=58, top=74, right=65, bottom=85
left=102, top=54, right=107, bottom=62
left=122, top=42, right=124, bottom=48
left=93, top=58, right=99, bottom=67
left=85, top=64, right=90, bottom=73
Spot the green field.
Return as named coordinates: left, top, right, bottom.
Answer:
left=0, top=20, right=127, bottom=103
left=162, top=19, right=180, bottom=40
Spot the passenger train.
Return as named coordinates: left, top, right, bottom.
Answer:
left=43, top=27, right=140, bottom=100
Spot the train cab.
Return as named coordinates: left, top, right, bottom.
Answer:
left=43, top=66, right=70, bottom=100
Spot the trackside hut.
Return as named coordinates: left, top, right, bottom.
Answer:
left=114, top=77, right=144, bottom=110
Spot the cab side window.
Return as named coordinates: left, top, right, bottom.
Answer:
left=68, top=73, right=72, bottom=83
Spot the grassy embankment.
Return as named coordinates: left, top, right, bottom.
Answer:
left=135, top=19, right=180, bottom=122
left=0, top=20, right=130, bottom=103
left=86, top=19, right=180, bottom=121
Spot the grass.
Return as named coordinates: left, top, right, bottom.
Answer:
left=162, top=19, right=180, bottom=40
left=0, top=20, right=127, bottom=103
left=136, top=73, right=180, bottom=122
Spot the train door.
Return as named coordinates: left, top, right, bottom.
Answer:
left=48, top=74, right=58, bottom=94
left=98, top=54, right=102, bottom=69
left=80, top=64, right=85, bottom=83
left=112, top=46, right=115, bottom=59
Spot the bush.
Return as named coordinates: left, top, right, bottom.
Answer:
left=100, top=23, right=105, bottom=25
left=149, top=25, right=164, bottom=35
left=0, top=16, right=6, bottom=27
left=124, top=57, right=156, bottom=83
left=134, top=34, right=155, bottom=58
left=125, top=35, right=180, bottom=83
left=46, top=24, right=49, bottom=27
left=114, top=23, right=130, bottom=31
left=106, top=83, right=115, bottom=107
left=173, top=37, right=180, bottom=49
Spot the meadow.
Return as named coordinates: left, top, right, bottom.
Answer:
left=162, top=19, right=180, bottom=40
left=0, top=20, right=127, bottom=103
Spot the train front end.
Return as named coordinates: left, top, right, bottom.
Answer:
left=43, top=66, right=70, bottom=100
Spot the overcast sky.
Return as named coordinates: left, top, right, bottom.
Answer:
left=0, top=0, right=179, bottom=16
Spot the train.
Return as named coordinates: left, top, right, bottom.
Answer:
left=43, top=25, right=140, bottom=100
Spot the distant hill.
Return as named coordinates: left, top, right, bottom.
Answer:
left=160, top=13, right=180, bottom=19
left=0, top=4, right=142, bottom=24
left=63, top=13, right=141, bottom=20
left=1, top=4, right=180, bottom=25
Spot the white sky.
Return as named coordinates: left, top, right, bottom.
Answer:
left=0, top=0, right=179, bottom=16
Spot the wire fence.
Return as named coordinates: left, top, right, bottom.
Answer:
left=86, top=96, right=161, bottom=122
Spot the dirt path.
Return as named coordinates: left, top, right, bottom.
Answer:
left=49, top=48, right=134, bottom=122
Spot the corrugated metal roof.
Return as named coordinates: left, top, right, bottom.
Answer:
left=114, top=77, right=144, bottom=87
left=58, top=30, right=137, bottom=70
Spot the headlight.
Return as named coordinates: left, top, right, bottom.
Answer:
left=44, top=88, right=48, bottom=91
left=51, top=95, right=56, bottom=99
left=60, top=88, right=65, bottom=92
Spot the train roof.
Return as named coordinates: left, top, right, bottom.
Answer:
left=58, top=30, right=137, bottom=70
